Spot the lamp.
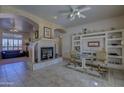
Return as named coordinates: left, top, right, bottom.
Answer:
left=10, top=27, right=18, bottom=32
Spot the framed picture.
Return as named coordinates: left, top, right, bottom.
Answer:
left=88, top=41, right=100, bottom=47
left=44, top=27, right=52, bottom=39
left=35, top=30, right=39, bottom=39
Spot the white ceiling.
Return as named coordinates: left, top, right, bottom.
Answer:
left=8, top=5, right=124, bottom=28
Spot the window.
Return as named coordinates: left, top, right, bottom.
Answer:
left=2, top=39, right=8, bottom=51
left=2, top=33, right=23, bottom=51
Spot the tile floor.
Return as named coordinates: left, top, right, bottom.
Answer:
left=0, top=57, right=29, bottom=65
left=0, top=60, right=124, bottom=87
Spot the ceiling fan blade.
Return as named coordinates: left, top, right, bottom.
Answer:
left=79, top=6, right=91, bottom=12
left=69, top=15, right=75, bottom=21
left=79, top=14, right=86, bottom=19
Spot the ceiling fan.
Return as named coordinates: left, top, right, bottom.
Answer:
left=58, top=5, right=91, bottom=21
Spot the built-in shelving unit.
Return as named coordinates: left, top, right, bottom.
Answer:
left=106, top=30, right=124, bottom=69
left=72, top=33, right=81, bottom=53
left=72, top=29, right=124, bottom=70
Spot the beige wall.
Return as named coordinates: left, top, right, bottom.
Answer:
left=63, top=15, right=124, bottom=55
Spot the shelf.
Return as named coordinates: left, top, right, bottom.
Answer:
left=108, top=38, right=122, bottom=41
left=108, top=45, right=122, bottom=48
left=82, top=31, right=106, bottom=37
left=73, top=45, right=80, bottom=47
left=106, top=29, right=124, bottom=33
left=82, top=35, right=105, bottom=39
left=107, top=63, right=124, bottom=69
left=72, top=34, right=81, bottom=37
left=72, top=40, right=80, bottom=42
left=108, top=55, right=122, bottom=59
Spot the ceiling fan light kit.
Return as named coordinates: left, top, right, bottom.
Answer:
left=10, top=27, right=18, bottom=32
left=59, top=5, right=91, bottom=21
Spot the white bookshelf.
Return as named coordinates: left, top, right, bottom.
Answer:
left=106, top=30, right=124, bottom=69
left=72, top=33, right=82, bottom=53
left=71, top=29, right=124, bottom=70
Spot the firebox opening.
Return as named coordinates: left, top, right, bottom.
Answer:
left=41, top=47, right=53, bottom=61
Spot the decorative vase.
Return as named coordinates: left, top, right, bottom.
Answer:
left=82, top=28, right=87, bottom=34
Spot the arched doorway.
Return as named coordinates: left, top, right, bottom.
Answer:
left=0, top=13, right=39, bottom=64
left=54, top=28, right=66, bottom=57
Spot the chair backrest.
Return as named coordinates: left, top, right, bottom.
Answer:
left=96, top=49, right=107, bottom=63
left=63, top=50, right=80, bottom=60
left=70, top=50, right=80, bottom=60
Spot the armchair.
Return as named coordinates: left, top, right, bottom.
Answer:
left=63, top=50, right=81, bottom=67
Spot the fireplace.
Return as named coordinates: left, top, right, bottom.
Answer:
left=41, top=47, right=54, bottom=60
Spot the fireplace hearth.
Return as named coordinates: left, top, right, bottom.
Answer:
left=41, top=47, right=53, bottom=60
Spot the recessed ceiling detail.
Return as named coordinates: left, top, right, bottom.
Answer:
left=0, top=14, right=39, bottom=32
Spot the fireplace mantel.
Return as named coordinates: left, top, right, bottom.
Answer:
left=32, top=37, right=56, bottom=43
left=27, top=38, right=62, bottom=71
left=28, top=38, right=55, bottom=63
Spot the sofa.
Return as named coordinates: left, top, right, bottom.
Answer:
left=1, top=50, right=25, bottom=59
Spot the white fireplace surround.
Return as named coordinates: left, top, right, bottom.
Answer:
left=28, top=39, right=62, bottom=71
left=37, top=39, right=55, bottom=62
